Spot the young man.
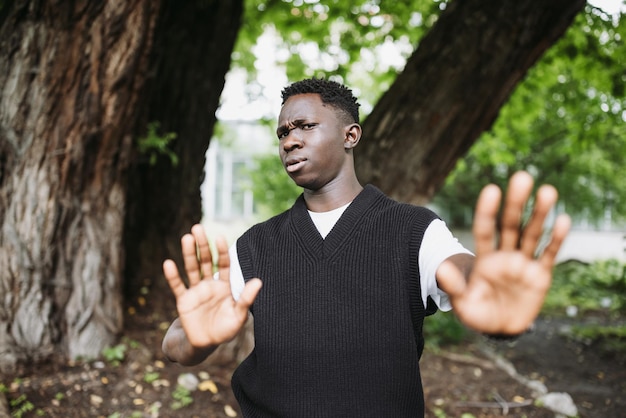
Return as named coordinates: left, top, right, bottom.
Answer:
left=162, top=78, right=571, bottom=417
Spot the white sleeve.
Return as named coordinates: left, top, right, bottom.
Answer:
left=228, top=243, right=245, bottom=301
left=419, top=219, right=473, bottom=312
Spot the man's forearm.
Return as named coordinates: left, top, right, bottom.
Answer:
left=162, top=318, right=218, bottom=366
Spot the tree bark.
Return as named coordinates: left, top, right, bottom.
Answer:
left=0, top=0, right=242, bottom=371
left=121, top=0, right=245, bottom=365
left=0, top=0, right=159, bottom=370
left=123, top=0, right=243, bottom=305
left=356, top=0, right=586, bottom=204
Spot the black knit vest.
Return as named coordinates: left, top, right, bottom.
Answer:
left=232, top=185, right=439, bottom=417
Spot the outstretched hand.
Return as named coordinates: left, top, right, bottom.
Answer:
left=163, top=224, right=262, bottom=349
left=436, top=171, right=571, bottom=335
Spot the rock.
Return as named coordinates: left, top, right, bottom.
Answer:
left=536, top=392, right=578, bottom=417
left=92, top=361, right=106, bottom=369
left=177, top=373, right=199, bottom=391
left=90, top=394, right=104, bottom=407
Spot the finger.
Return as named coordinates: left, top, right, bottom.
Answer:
left=215, top=236, right=231, bottom=283
left=435, top=260, right=467, bottom=299
left=181, top=234, right=201, bottom=286
left=191, top=224, right=213, bottom=280
left=500, top=171, right=534, bottom=250
left=520, top=185, right=558, bottom=256
left=163, top=259, right=187, bottom=299
left=236, top=278, right=263, bottom=311
left=539, top=214, right=571, bottom=269
left=473, top=184, right=501, bottom=255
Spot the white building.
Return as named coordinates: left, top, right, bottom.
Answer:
left=201, top=122, right=275, bottom=244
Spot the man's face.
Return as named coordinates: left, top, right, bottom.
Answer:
left=276, top=93, right=351, bottom=191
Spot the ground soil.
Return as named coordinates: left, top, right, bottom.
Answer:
left=2, top=302, right=624, bottom=418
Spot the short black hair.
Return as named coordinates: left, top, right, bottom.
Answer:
left=281, top=78, right=360, bottom=124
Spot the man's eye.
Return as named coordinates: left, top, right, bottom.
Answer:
left=302, top=124, right=316, bottom=130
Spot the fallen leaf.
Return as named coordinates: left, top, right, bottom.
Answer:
left=198, top=380, right=218, bottom=394
left=224, top=404, right=238, bottom=417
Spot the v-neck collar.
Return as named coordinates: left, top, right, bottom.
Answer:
left=289, top=185, right=385, bottom=260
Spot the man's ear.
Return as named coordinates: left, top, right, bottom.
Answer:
left=344, top=123, right=362, bottom=149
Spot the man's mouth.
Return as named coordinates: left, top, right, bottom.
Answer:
left=285, top=157, right=307, bottom=173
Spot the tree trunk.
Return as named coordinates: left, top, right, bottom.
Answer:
left=0, top=0, right=159, bottom=370
left=356, top=0, right=586, bottom=204
left=123, top=0, right=243, bottom=306
left=0, top=0, right=243, bottom=371
left=122, top=0, right=246, bottom=365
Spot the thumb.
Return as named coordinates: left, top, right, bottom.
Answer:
left=436, top=260, right=467, bottom=299
left=237, top=278, right=263, bottom=310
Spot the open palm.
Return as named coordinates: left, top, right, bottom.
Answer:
left=436, top=171, right=571, bottom=335
left=163, top=225, right=262, bottom=348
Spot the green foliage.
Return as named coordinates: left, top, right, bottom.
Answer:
left=234, top=0, right=444, bottom=113
left=0, top=386, right=43, bottom=418
left=423, top=311, right=468, bottom=350
left=240, top=4, right=626, bottom=226
left=100, top=338, right=141, bottom=366
left=212, top=120, right=238, bottom=149
left=126, top=338, right=140, bottom=349
left=101, top=343, right=127, bottom=366
left=569, top=323, right=626, bottom=356
left=434, top=6, right=626, bottom=227
left=432, top=408, right=477, bottom=418
left=432, top=408, right=447, bottom=418
left=9, top=394, right=34, bottom=418
left=247, top=152, right=302, bottom=217
left=147, top=403, right=162, bottom=416
left=544, top=259, right=626, bottom=315
left=143, top=371, right=160, bottom=384
left=171, top=385, right=194, bottom=410
left=237, top=3, right=626, bottom=228
left=138, top=121, right=179, bottom=166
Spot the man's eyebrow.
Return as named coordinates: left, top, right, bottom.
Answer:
left=276, top=119, right=307, bottom=135
left=276, top=125, right=288, bottom=135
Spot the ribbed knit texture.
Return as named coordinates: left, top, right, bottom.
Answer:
left=232, top=185, right=439, bottom=418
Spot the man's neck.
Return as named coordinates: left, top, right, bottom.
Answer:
left=303, top=178, right=363, bottom=212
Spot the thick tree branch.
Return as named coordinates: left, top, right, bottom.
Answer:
left=357, top=0, right=586, bottom=204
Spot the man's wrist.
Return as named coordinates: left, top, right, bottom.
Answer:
left=483, top=323, right=535, bottom=341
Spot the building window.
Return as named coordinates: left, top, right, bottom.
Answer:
left=203, top=141, right=256, bottom=221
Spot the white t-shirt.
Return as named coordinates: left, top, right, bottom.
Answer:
left=227, top=203, right=472, bottom=312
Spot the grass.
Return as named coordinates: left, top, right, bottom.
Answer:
left=424, top=258, right=626, bottom=357
left=543, top=258, right=626, bottom=357
left=543, top=259, right=626, bottom=316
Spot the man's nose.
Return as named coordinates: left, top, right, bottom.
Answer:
left=282, top=129, right=303, bottom=151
